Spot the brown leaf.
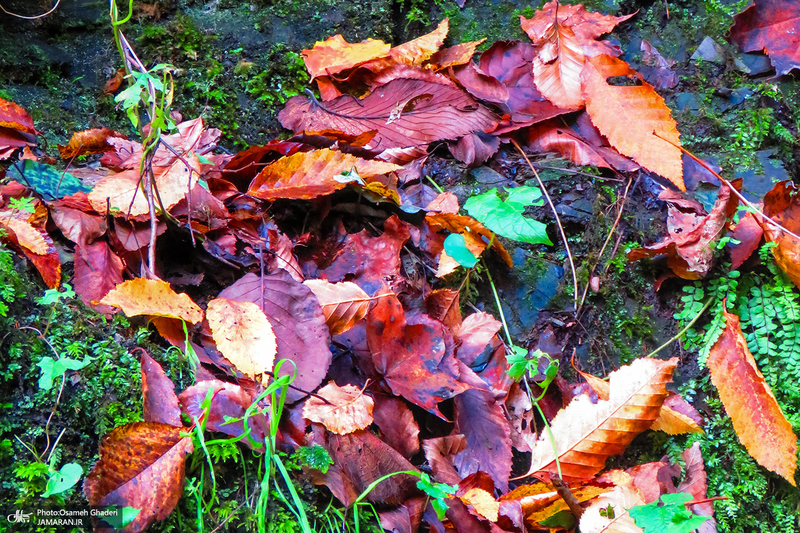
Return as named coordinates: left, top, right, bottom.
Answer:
left=453, top=389, right=513, bottom=492
left=72, top=242, right=124, bottom=314
left=372, top=393, right=420, bottom=459
left=449, top=132, right=500, bottom=167
left=461, top=488, right=500, bottom=522
left=526, top=357, right=677, bottom=481
left=304, top=279, right=374, bottom=335
left=706, top=309, right=798, bottom=485
left=0, top=209, right=49, bottom=254
left=729, top=0, right=800, bottom=75
left=627, top=183, right=738, bottom=279
left=501, top=481, right=609, bottom=529
left=426, top=211, right=513, bottom=267
left=279, top=78, right=498, bottom=151
left=302, top=382, right=374, bottom=435
left=367, top=289, right=469, bottom=418
left=141, top=350, right=182, bottom=426
left=302, top=35, right=390, bottom=80
left=581, top=54, right=684, bottom=190
left=247, top=148, right=400, bottom=201
left=217, top=270, right=332, bottom=403
left=58, top=128, right=127, bottom=159
left=533, top=21, right=585, bottom=109
left=207, top=298, right=277, bottom=387
left=428, top=39, right=486, bottom=70
left=423, top=434, right=468, bottom=485
left=179, top=379, right=268, bottom=449
left=521, top=1, right=634, bottom=57
left=761, top=181, right=800, bottom=288
left=84, top=422, right=193, bottom=533
left=99, top=278, right=204, bottom=324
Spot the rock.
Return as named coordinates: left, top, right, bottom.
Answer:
left=691, top=37, right=726, bottom=64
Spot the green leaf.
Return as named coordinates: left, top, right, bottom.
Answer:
left=506, top=346, right=533, bottom=381
left=6, top=160, right=92, bottom=199
left=42, top=463, right=82, bottom=498
left=443, top=233, right=479, bottom=268
left=416, top=472, right=457, bottom=519
left=297, top=444, right=333, bottom=473
left=37, top=356, right=91, bottom=391
left=97, top=506, right=141, bottom=529
left=464, top=186, right=552, bottom=245
left=629, top=493, right=710, bottom=533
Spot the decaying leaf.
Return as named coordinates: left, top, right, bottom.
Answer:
left=141, top=350, right=182, bottom=427
left=728, top=0, right=800, bottom=75
left=58, top=128, right=127, bottom=159
left=532, top=21, right=585, bottom=109
left=582, top=54, right=684, bottom=190
left=501, top=481, right=608, bottom=529
left=706, top=308, right=798, bottom=485
left=460, top=488, right=500, bottom=522
left=99, top=278, right=204, bottom=324
left=580, top=481, right=645, bottom=533
left=247, top=149, right=401, bottom=201
left=761, top=180, right=800, bottom=289
left=84, top=422, right=193, bottom=533
left=207, top=298, right=278, bottom=387
left=302, top=382, right=374, bottom=435
left=525, top=357, right=677, bottom=481
left=304, top=279, right=374, bottom=335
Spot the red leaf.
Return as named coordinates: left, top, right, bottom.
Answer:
left=453, top=389, right=513, bottom=492
left=84, top=422, right=193, bottom=533
left=141, top=350, right=182, bottom=426
left=456, top=312, right=502, bottom=366
left=729, top=0, right=800, bottom=75
left=367, top=289, right=469, bottom=418
left=372, top=393, right=420, bottom=459
left=760, top=180, right=800, bottom=288
left=0, top=97, right=36, bottom=134
left=279, top=78, right=498, bottom=151
left=678, top=442, right=717, bottom=533
left=217, top=270, right=332, bottom=403
left=72, top=242, right=124, bottom=314
left=729, top=211, right=763, bottom=270
left=422, top=434, right=468, bottom=485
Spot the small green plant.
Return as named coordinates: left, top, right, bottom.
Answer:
left=629, top=492, right=710, bottom=533
left=464, top=186, right=552, bottom=245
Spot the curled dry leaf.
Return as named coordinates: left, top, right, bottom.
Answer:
left=302, top=382, right=374, bottom=435
left=302, top=35, right=391, bottom=80
left=761, top=180, right=800, bottom=289
left=99, top=278, right=204, bottom=324
left=706, top=309, right=798, bottom=485
left=84, top=422, right=193, bottom=533
left=422, top=434, right=468, bottom=485
left=582, top=54, right=684, bottom=190
left=304, top=279, right=374, bottom=335
left=58, top=128, right=127, bottom=159
left=247, top=148, right=401, bottom=201
left=207, top=298, right=278, bottom=387
left=525, top=357, right=677, bottom=481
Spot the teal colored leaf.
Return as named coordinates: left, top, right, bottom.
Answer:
left=37, top=356, right=91, bottom=391
left=464, top=186, right=552, bottom=245
left=630, top=493, right=710, bottom=533
left=6, top=160, right=91, bottom=199
left=443, top=233, right=479, bottom=268
left=42, top=463, right=82, bottom=498
left=297, top=444, right=333, bottom=473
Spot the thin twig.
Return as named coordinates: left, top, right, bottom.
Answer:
left=511, top=139, right=579, bottom=311
left=645, top=298, right=713, bottom=358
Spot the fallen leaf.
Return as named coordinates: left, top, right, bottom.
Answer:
left=677, top=443, right=717, bottom=533
left=429, top=39, right=486, bottom=70
left=372, top=393, right=420, bottom=459
left=0, top=97, right=36, bottom=134
left=456, top=312, right=502, bottom=366
left=728, top=0, right=800, bottom=75
left=279, top=78, right=498, bottom=151
left=728, top=211, right=763, bottom=270
left=141, top=350, right=182, bottom=426
left=304, top=279, right=374, bottom=335
left=453, top=389, right=513, bottom=492
left=58, top=128, right=127, bottom=159
left=423, top=434, right=468, bottom=485
left=627, top=183, right=738, bottom=279
left=580, top=482, right=645, bottom=533
left=650, top=393, right=704, bottom=435
left=217, top=270, right=332, bottom=403
left=533, top=20, right=585, bottom=109
left=388, top=19, right=448, bottom=65
left=84, top=422, right=193, bottom=533
left=367, top=289, right=469, bottom=418
left=706, top=308, right=798, bottom=485
left=761, top=180, right=800, bottom=289
left=72, top=242, right=124, bottom=314
left=525, top=357, right=677, bottom=481
left=302, top=34, right=391, bottom=79
left=99, top=278, right=204, bottom=324
left=582, top=54, right=683, bottom=190
left=207, top=298, right=278, bottom=387
left=302, top=382, right=374, bottom=435
left=461, top=488, right=500, bottom=522
left=247, top=148, right=401, bottom=201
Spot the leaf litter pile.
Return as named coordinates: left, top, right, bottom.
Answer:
left=2, top=0, right=800, bottom=531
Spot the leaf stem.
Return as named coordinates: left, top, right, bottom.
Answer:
left=645, top=297, right=713, bottom=358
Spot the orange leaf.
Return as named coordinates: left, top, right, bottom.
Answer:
left=428, top=39, right=486, bottom=70
left=761, top=180, right=800, bottom=289
left=706, top=309, right=798, bottom=485
left=206, top=298, right=277, bottom=386
left=304, top=279, right=374, bottom=335
left=0, top=97, right=36, bottom=134
left=302, top=34, right=390, bottom=79
left=0, top=210, right=48, bottom=254
left=581, top=54, right=684, bottom=190
left=579, top=480, right=645, bottom=533
left=533, top=21, right=585, bottom=109
left=302, top=382, right=374, bottom=435
left=389, top=19, right=448, bottom=65
left=58, top=128, right=127, bottom=159
left=426, top=211, right=513, bottom=268
left=460, top=488, right=500, bottom=522
left=84, top=422, right=193, bottom=533
left=99, top=278, right=204, bottom=324
left=501, top=481, right=609, bottom=528
left=525, top=357, right=677, bottom=481
left=247, top=148, right=400, bottom=201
